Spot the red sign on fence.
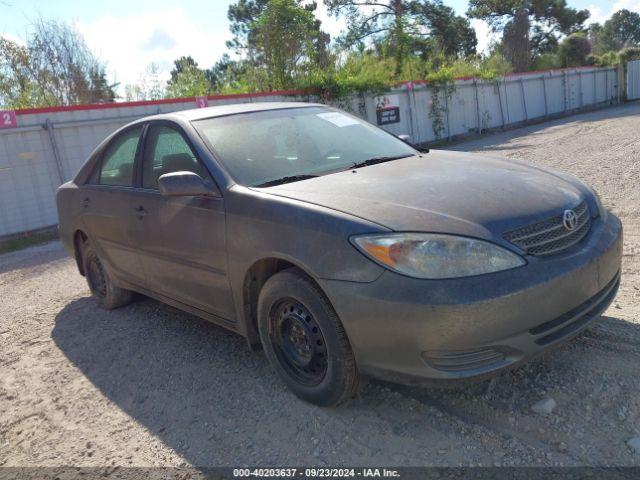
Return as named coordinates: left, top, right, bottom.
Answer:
left=0, top=110, right=17, bottom=129
left=195, top=96, right=209, bottom=108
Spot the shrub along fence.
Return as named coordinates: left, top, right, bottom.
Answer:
left=0, top=65, right=626, bottom=238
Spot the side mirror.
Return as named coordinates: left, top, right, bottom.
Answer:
left=158, top=171, right=220, bottom=197
left=398, top=134, right=412, bottom=143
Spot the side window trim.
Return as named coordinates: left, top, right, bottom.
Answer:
left=133, top=122, right=150, bottom=189
left=138, top=121, right=213, bottom=191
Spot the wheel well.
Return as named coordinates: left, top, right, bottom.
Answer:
left=242, top=258, right=306, bottom=349
left=73, top=230, right=88, bottom=276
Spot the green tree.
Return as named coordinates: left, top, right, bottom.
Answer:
left=598, top=9, right=640, bottom=54
left=325, top=0, right=476, bottom=75
left=227, top=0, right=270, bottom=53
left=205, top=54, right=257, bottom=93
left=168, top=56, right=200, bottom=84
left=325, top=0, right=414, bottom=75
left=0, top=19, right=115, bottom=108
left=252, top=0, right=323, bottom=89
left=228, top=0, right=330, bottom=69
left=588, top=23, right=604, bottom=54
left=412, top=0, right=477, bottom=58
left=0, top=36, right=36, bottom=108
left=468, top=0, right=590, bottom=72
left=165, top=57, right=211, bottom=98
left=124, top=63, right=165, bottom=101
left=558, top=32, right=591, bottom=67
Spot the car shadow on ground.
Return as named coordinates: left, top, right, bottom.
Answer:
left=52, top=295, right=639, bottom=466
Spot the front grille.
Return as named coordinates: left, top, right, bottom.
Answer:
left=422, top=347, right=505, bottom=372
left=529, top=271, right=620, bottom=346
left=503, top=201, right=592, bottom=256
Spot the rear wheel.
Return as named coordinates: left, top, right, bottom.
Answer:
left=258, top=268, right=359, bottom=406
left=81, top=239, right=134, bottom=310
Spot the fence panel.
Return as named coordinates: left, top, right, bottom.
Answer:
left=411, top=88, right=437, bottom=143
left=628, top=60, right=640, bottom=101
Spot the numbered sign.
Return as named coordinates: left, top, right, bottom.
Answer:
left=0, top=110, right=17, bottom=129
left=195, top=96, right=209, bottom=108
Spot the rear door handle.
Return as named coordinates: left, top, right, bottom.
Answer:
left=134, top=205, right=147, bottom=219
left=81, top=197, right=90, bottom=208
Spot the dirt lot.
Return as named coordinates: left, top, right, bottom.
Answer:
left=1, top=103, right=639, bottom=468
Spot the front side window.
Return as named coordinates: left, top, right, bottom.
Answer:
left=192, top=107, right=417, bottom=187
left=98, top=127, right=142, bottom=187
left=142, top=125, right=209, bottom=190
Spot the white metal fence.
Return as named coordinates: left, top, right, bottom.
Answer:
left=0, top=65, right=629, bottom=238
left=338, top=66, right=620, bottom=144
left=628, top=60, right=640, bottom=101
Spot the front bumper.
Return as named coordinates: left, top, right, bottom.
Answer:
left=320, top=213, right=623, bottom=383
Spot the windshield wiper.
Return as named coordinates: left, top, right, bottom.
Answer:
left=350, top=154, right=413, bottom=170
left=255, top=174, right=319, bottom=188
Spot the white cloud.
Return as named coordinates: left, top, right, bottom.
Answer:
left=76, top=8, right=230, bottom=97
left=586, top=4, right=607, bottom=25
left=471, top=19, right=497, bottom=54
left=587, top=1, right=640, bottom=24
left=313, top=1, right=346, bottom=42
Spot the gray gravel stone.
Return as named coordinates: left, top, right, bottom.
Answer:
left=531, top=397, right=557, bottom=415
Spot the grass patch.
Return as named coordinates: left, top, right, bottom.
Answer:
left=0, top=229, right=59, bottom=255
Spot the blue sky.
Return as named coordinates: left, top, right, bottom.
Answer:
left=1, top=0, right=636, bottom=94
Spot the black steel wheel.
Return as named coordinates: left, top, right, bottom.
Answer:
left=258, top=268, right=360, bottom=407
left=86, top=253, right=108, bottom=300
left=80, top=238, right=134, bottom=310
left=270, top=298, right=328, bottom=386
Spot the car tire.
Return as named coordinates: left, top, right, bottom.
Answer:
left=257, top=268, right=360, bottom=407
left=81, top=238, right=134, bottom=310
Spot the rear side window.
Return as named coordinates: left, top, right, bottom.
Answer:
left=142, top=125, right=209, bottom=190
left=98, top=127, right=142, bottom=187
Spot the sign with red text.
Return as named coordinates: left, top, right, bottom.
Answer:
left=374, top=95, right=400, bottom=126
left=0, top=110, right=17, bottom=129
left=195, top=96, right=209, bottom=108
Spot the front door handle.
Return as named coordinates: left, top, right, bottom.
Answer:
left=81, top=197, right=90, bottom=208
left=134, top=205, right=147, bottom=219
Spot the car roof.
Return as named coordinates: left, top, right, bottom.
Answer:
left=139, top=101, right=325, bottom=123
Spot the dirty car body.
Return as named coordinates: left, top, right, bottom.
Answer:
left=56, top=102, right=622, bottom=405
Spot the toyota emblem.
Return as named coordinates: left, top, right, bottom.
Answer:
left=563, top=209, right=578, bottom=231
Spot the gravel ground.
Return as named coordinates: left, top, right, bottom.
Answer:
left=1, top=103, right=639, bottom=468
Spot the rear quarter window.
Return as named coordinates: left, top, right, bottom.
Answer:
left=97, top=127, right=142, bottom=187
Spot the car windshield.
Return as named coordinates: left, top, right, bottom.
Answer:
left=192, top=106, right=417, bottom=187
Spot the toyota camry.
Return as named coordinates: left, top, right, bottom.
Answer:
left=56, top=102, right=622, bottom=406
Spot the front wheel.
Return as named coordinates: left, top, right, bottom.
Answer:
left=257, top=268, right=360, bottom=406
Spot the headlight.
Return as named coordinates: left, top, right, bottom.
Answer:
left=351, top=233, right=526, bottom=279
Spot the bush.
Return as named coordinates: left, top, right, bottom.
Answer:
left=293, top=50, right=514, bottom=100
left=531, top=53, right=560, bottom=71
left=558, top=33, right=592, bottom=67
left=586, top=51, right=619, bottom=67
left=619, top=47, right=640, bottom=63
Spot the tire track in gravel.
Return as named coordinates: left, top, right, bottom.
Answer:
left=388, top=386, right=557, bottom=453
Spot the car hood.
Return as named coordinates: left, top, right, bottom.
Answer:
left=261, top=150, right=586, bottom=243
